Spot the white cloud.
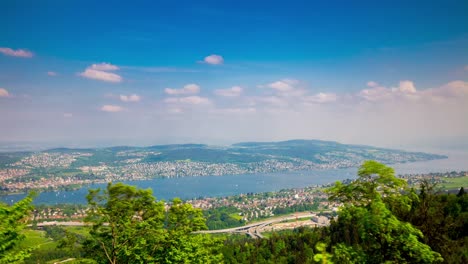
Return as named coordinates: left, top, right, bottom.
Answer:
left=394, top=80, right=416, bottom=93
left=203, top=54, right=224, bottom=65
left=79, top=63, right=122, bottom=83
left=359, top=81, right=418, bottom=102
left=367, top=81, right=379, bottom=87
left=120, top=94, right=141, bottom=102
left=0, top=88, right=10, bottom=97
left=266, top=79, right=299, bottom=92
left=63, top=113, right=73, bottom=118
left=165, top=84, right=200, bottom=95
left=304, top=93, right=337, bottom=104
left=90, top=63, right=119, bottom=71
left=359, top=86, right=392, bottom=101
left=358, top=80, right=468, bottom=103
left=0, top=47, right=33, bottom=58
left=427, top=80, right=468, bottom=98
left=101, top=105, right=124, bottom=112
left=214, top=86, right=243, bottom=97
left=165, top=96, right=211, bottom=105
left=80, top=69, right=122, bottom=83
left=47, top=71, right=57, bottom=76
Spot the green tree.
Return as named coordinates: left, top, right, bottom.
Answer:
left=0, top=194, right=34, bottom=264
left=159, top=198, right=223, bottom=263
left=84, top=183, right=222, bottom=264
left=327, top=161, right=443, bottom=263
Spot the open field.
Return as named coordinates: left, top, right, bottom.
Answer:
left=441, top=176, right=468, bottom=190
left=20, top=229, right=57, bottom=251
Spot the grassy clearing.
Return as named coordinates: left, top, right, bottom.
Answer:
left=280, top=217, right=312, bottom=224
left=440, top=176, right=468, bottom=190
left=64, top=226, right=91, bottom=237
left=229, top=213, right=243, bottom=220
left=20, top=229, right=57, bottom=251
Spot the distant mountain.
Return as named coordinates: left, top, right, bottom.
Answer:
left=30, top=139, right=446, bottom=166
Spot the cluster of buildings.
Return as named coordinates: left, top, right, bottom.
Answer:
left=32, top=206, right=87, bottom=221
left=399, top=171, right=468, bottom=187
left=187, top=186, right=335, bottom=221
left=0, top=168, right=30, bottom=184
left=120, top=161, right=247, bottom=178
left=2, top=176, right=95, bottom=193
left=12, top=152, right=91, bottom=168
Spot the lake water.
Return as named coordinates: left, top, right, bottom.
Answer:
left=2, top=151, right=467, bottom=205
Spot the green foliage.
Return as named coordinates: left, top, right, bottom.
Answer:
left=21, top=227, right=90, bottom=264
left=327, top=160, right=407, bottom=206
left=204, top=206, right=245, bottom=230
left=84, top=182, right=222, bottom=264
left=273, top=202, right=319, bottom=215
left=395, top=181, right=468, bottom=263
left=222, top=227, right=324, bottom=263
left=0, top=193, right=35, bottom=263
left=313, top=242, right=333, bottom=264
left=327, top=161, right=443, bottom=263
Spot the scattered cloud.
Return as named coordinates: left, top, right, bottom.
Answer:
left=358, top=81, right=417, bottom=102
left=120, top=94, right=141, bottom=102
left=396, top=80, right=417, bottom=93
left=90, top=63, right=119, bottom=71
left=47, top=71, right=57, bottom=76
left=165, top=84, right=200, bottom=95
left=358, top=86, right=392, bottom=102
left=165, top=96, right=211, bottom=105
left=367, top=81, right=379, bottom=87
left=0, top=47, right=34, bottom=58
left=265, top=79, right=299, bottom=92
left=101, top=105, right=124, bottom=112
left=203, top=54, right=224, bottom=65
left=63, top=113, right=73, bottom=118
left=427, top=80, right=468, bottom=98
left=214, top=86, right=243, bottom=97
left=79, top=63, right=122, bottom=83
left=0, top=88, right=10, bottom=97
left=358, top=80, right=468, bottom=103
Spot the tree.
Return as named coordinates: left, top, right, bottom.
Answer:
left=84, top=183, right=222, bottom=264
left=0, top=194, right=35, bottom=264
left=327, top=161, right=443, bottom=263
left=159, top=198, right=223, bottom=263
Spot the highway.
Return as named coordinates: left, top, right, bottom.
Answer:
left=196, top=212, right=321, bottom=239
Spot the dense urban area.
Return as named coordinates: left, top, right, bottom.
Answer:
left=0, top=140, right=447, bottom=194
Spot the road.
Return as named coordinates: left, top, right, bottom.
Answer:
left=28, top=221, right=88, bottom=227
left=196, top=212, right=322, bottom=239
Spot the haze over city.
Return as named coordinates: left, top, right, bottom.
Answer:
left=1, top=1, right=467, bottom=150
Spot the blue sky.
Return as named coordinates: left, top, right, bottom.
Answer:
left=1, top=0, right=468, bottom=149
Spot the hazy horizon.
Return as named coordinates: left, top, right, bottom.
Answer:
left=1, top=137, right=467, bottom=155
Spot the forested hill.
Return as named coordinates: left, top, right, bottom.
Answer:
left=1, top=139, right=446, bottom=169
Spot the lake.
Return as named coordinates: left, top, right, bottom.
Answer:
left=2, top=150, right=467, bottom=205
